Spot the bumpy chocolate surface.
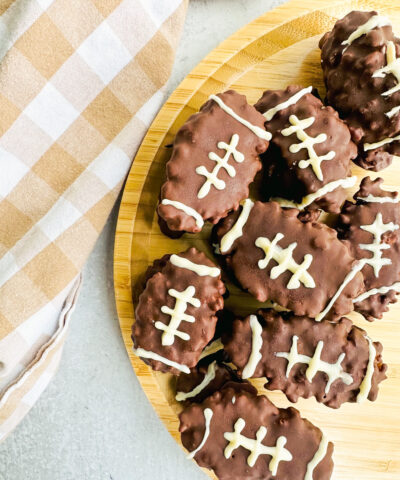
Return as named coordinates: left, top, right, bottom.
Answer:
left=175, top=361, right=243, bottom=404
left=223, top=310, right=387, bottom=408
left=320, top=11, right=400, bottom=171
left=132, top=248, right=225, bottom=374
left=180, top=386, right=334, bottom=480
left=158, top=90, right=269, bottom=233
left=254, top=85, right=356, bottom=213
left=213, top=200, right=364, bottom=319
left=337, top=177, right=400, bottom=320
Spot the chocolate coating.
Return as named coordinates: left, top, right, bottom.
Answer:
left=158, top=90, right=269, bottom=233
left=255, top=85, right=356, bottom=212
left=132, top=248, right=225, bottom=374
left=320, top=11, right=400, bottom=171
left=223, top=310, right=387, bottom=408
left=337, top=177, right=400, bottom=320
left=214, top=201, right=364, bottom=319
left=180, top=386, right=334, bottom=480
left=175, top=362, right=242, bottom=404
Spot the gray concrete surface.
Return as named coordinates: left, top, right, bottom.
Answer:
left=0, top=1, right=286, bottom=479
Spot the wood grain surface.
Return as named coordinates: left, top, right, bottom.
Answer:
left=113, top=1, right=400, bottom=478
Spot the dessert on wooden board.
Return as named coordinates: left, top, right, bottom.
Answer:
left=132, top=247, right=225, bottom=374
left=158, top=90, right=270, bottom=234
left=213, top=200, right=364, bottom=320
left=126, top=7, right=400, bottom=480
left=320, top=10, right=400, bottom=171
left=179, top=385, right=334, bottom=480
left=336, top=176, right=400, bottom=320
left=254, top=85, right=357, bottom=213
left=223, top=309, right=387, bottom=408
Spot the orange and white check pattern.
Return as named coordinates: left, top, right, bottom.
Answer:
left=0, top=0, right=187, bottom=441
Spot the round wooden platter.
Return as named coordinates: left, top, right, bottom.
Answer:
left=114, top=0, right=400, bottom=478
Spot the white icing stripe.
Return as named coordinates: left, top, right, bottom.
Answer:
left=359, top=212, right=398, bottom=277
left=224, top=418, right=292, bottom=473
left=364, top=133, right=400, bottom=151
left=263, top=86, right=313, bottom=121
left=315, top=260, right=365, bottom=322
left=305, top=435, right=329, bottom=480
left=341, top=14, right=390, bottom=51
left=357, top=336, right=376, bottom=403
left=276, top=336, right=353, bottom=394
left=242, top=315, right=263, bottom=379
left=209, top=94, right=272, bottom=141
left=220, top=198, right=254, bottom=253
left=176, top=361, right=217, bottom=402
left=256, top=233, right=315, bottom=289
left=187, top=408, right=213, bottom=459
left=373, top=41, right=400, bottom=97
left=353, top=281, right=400, bottom=303
left=386, top=105, right=400, bottom=118
left=271, top=176, right=357, bottom=211
left=281, top=115, right=335, bottom=181
left=199, top=338, right=224, bottom=360
left=161, top=199, right=204, bottom=229
left=133, top=347, right=190, bottom=374
left=157, top=286, right=200, bottom=346
left=170, top=254, right=220, bottom=277
left=197, top=134, right=244, bottom=199
left=357, top=194, right=399, bottom=204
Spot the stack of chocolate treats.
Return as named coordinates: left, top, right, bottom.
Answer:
left=131, top=11, right=400, bottom=480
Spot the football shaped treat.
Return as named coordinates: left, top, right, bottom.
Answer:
left=132, top=248, right=225, bottom=374
left=223, top=310, right=387, bottom=408
left=255, top=85, right=357, bottom=213
left=320, top=10, right=400, bottom=171
left=180, top=385, right=334, bottom=480
left=213, top=200, right=364, bottom=320
left=158, top=90, right=270, bottom=234
left=337, top=177, right=400, bottom=320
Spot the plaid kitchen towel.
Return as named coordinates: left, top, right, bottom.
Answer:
left=0, top=0, right=188, bottom=441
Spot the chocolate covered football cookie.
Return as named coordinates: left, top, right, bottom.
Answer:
left=158, top=90, right=270, bottom=234
left=254, top=85, right=357, bottom=213
left=320, top=11, right=400, bottom=171
left=132, top=248, right=225, bottom=374
left=223, top=310, right=387, bottom=408
left=337, top=177, right=400, bottom=320
left=213, top=200, right=364, bottom=320
left=180, top=385, right=334, bottom=480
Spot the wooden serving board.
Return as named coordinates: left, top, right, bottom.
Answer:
left=113, top=1, right=400, bottom=478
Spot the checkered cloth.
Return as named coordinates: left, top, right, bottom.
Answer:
left=0, top=0, right=187, bottom=442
